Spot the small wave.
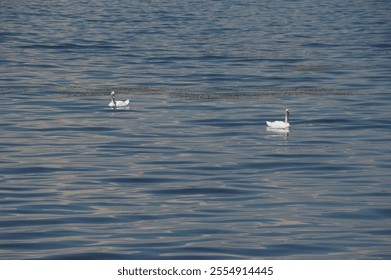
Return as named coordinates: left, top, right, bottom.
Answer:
left=151, top=186, right=249, bottom=196
left=19, top=43, right=120, bottom=51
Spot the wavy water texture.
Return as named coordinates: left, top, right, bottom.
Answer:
left=1, top=89, right=390, bottom=259
left=0, top=0, right=390, bottom=259
left=1, top=0, right=390, bottom=89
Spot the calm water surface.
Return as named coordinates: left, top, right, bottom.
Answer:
left=0, top=0, right=390, bottom=259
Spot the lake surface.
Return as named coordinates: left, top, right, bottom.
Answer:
left=0, top=0, right=390, bottom=259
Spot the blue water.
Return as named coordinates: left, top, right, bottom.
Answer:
left=0, top=0, right=390, bottom=259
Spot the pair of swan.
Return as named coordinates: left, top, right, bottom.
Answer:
left=108, top=91, right=129, bottom=108
left=107, top=91, right=291, bottom=128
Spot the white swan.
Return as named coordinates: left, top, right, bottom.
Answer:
left=266, top=109, right=290, bottom=129
left=108, top=91, right=129, bottom=108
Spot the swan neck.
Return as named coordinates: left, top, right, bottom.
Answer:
left=285, top=110, right=289, bottom=123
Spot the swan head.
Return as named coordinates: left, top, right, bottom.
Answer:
left=285, top=108, right=290, bottom=123
left=110, top=91, right=116, bottom=107
left=111, top=91, right=116, bottom=102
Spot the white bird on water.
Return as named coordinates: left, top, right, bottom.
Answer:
left=266, top=109, right=290, bottom=129
left=108, top=91, right=129, bottom=108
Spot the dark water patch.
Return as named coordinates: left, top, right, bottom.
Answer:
left=263, top=150, right=342, bottom=158
left=372, top=43, right=391, bottom=49
left=174, top=228, right=239, bottom=236
left=27, top=125, right=119, bottom=133
left=263, top=243, right=338, bottom=258
left=2, top=166, right=65, bottom=175
left=179, top=164, right=239, bottom=172
left=322, top=208, right=391, bottom=221
left=135, top=160, right=199, bottom=166
left=0, top=239, right=90, bottom=251
left=42, top=252, right=136, bottom=260
left=19, top=43, right=120, bottom=51
left=0, top=230, right=82, bottom=241
left=43, top=250, right=239, bottom=260
left=173, top=246, right=251, bottom=260
left=185, top=118, right=252, bottom=128
left=150, top=186, right=248, bottom=196
left=330, top=192, right=391, bottom=198
left=366, top=230, right=391, bottom=236
left=171, top=88, right=354, bottom=100
left=1, top=192, right=59, bottom=201
left=0, top=216, right=120, bottom=228
left=242, top=161, right=358, bottom=172
left=61, top=86, right=353, bottom=100
left=109, top=176, right=181, bottom=185
left=15, top=203, right=94, bottom=214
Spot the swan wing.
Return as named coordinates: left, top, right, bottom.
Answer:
left=267, top=121, right=289, bottom=129
left=116, top=100, right=130, bottom=107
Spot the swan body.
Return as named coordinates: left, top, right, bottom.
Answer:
left=108, top=91, right=129, bottom=108
left=266, top=109, right=290, bottom=129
